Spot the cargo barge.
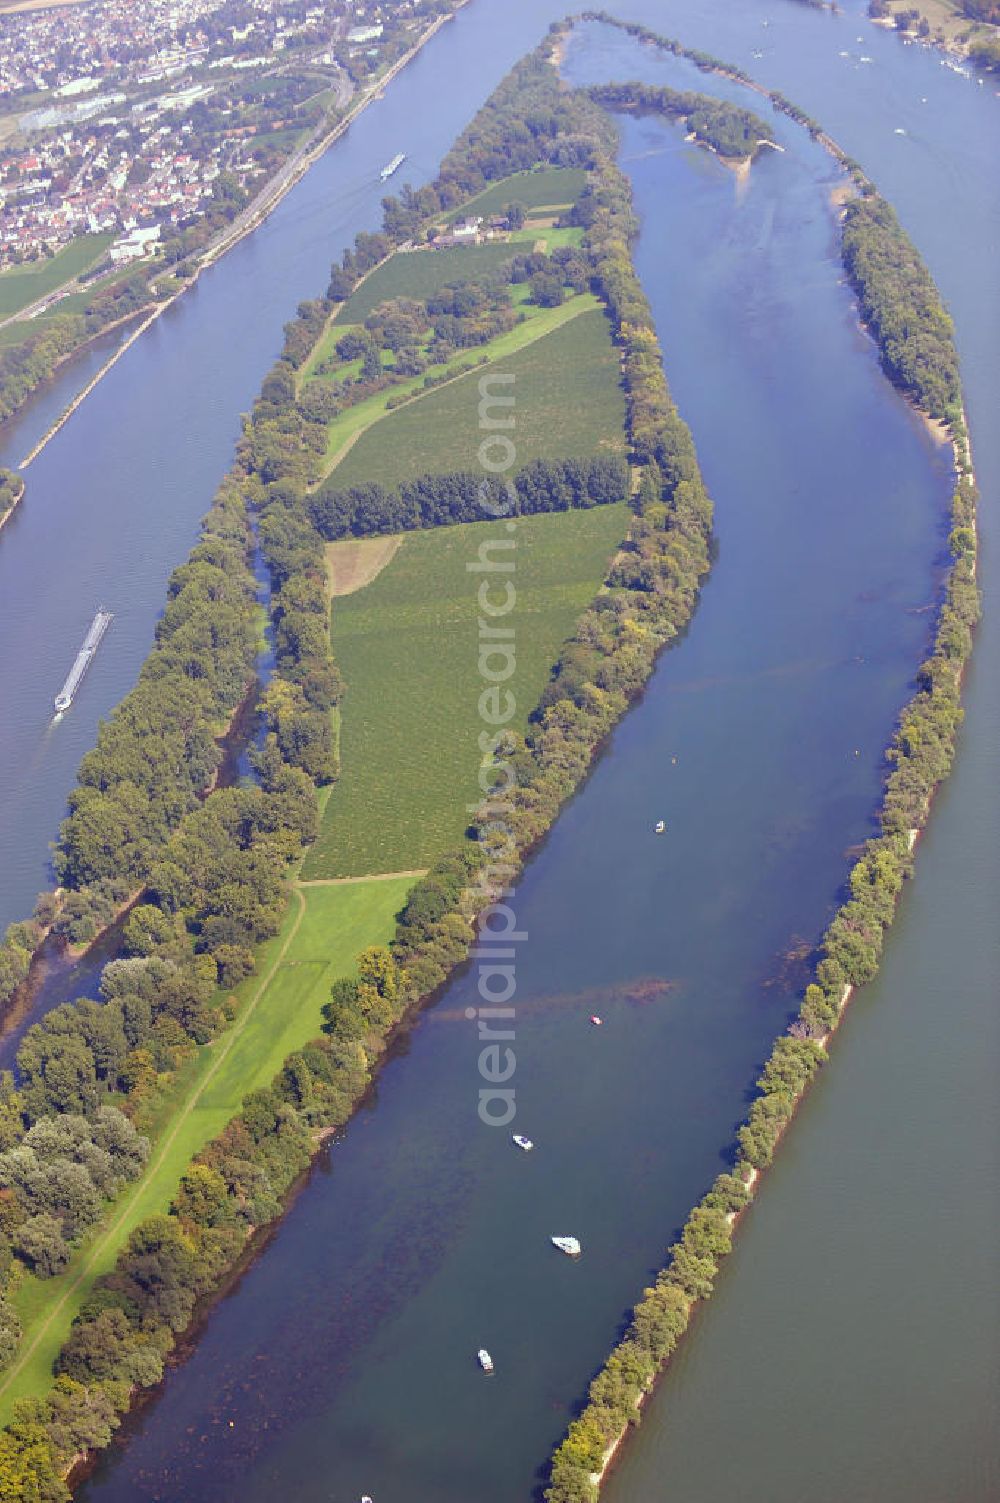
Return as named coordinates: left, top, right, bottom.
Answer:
left=54, top=608, right=113, bottom=715
left=380, top=151, right=406, bottom=181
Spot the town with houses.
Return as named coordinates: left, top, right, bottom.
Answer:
left=0, top=0, right=444, bottom=278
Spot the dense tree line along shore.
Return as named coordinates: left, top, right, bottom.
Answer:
left=0, top=15, right=979, bottom=1500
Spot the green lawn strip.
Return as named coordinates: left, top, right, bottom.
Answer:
left=318, top=293, right=601, bottom=477
left=0, top=877, right=413, bottom=1419
left=527, top=225, right=585, bottom=250
left=301, top=504, right=629, bottom=880
left=326, top=303, right=624, bottom=494
left=442, top=165, right=589, bottom=221
left=0, top=234, right=114, bottom=318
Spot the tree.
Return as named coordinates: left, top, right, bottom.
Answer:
left=25, top=1378, right=118, bottom=1466
left=529, top=270, right=565, bottom=308
left=505, top=198, right=527, bottom=229
left=173, top=1164, right=231, bottom=1228
left=16, top=1214, right=71, bottom=1278
left=0, top=1294, right=22, bottom=1369
left=0, top=1417, right=67, bottom=1502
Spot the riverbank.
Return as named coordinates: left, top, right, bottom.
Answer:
left=0, top=470, right=24, bottom=531
left=18, top=307, right=160, bottom=469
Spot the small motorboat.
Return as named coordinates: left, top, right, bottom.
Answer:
left=478, top=1348, right=494, bottom=1373
left=551, top=1236, right=582, bottom=1258
left=655, top=819, right=666, bottom=834
left=512, top=1134, right=534, bottom=1151
left=590, top=1014, right=603, bottom=1026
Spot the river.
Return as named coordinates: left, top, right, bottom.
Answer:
left=0, top=0, right=995, bottom=1499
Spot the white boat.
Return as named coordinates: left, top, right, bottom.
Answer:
left=552, top=1236, right=582, bottom=1257
left=478, top=1348, right=494, bottom=1373
left=655, top=819, right=666, bottom=834
left=589, top=1014, right=603, bottom=1026
left=512, top=1134, right=534, bottom=1151
left=380, top=151, right=406, bottom=181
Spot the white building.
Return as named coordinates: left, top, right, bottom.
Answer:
left=109, top=224, right=161, bottom=264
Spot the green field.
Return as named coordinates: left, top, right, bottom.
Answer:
left=301, top=504, right=629, bottom=880
left=531, top=225, right=586, bottom=251
left=0, top=876, right=412, bottom=1420
left=334, top=241, right=523, bottom=325
left=317, top=293, right=603, bottom=475
left=0, top=234, right=113, bottom=319
left=324, top=306, right=626, bottom=495
left=446, top=166, right=589, bottom=220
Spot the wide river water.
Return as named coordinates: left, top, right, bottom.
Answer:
left=0, top=1, right=995, bottom=1499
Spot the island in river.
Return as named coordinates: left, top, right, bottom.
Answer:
left=0, top=35, right=759, bottom=1495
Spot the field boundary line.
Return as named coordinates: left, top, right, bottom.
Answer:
left=298, top=870, right=427, bottom=887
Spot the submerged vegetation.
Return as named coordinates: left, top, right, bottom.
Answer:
left=0, top=29, right=724, bottom=1493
